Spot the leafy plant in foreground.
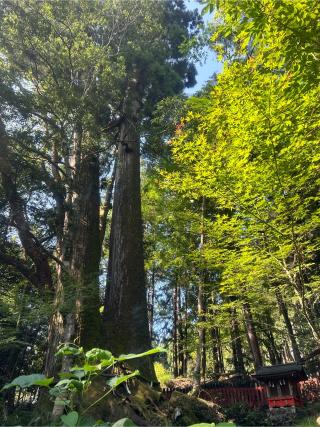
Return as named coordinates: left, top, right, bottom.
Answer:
left=1, top=345, right=165, bottom=426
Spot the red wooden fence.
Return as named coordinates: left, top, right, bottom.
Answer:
left=163, top=377, right=320, bottom=409
left=199, top=386, right=268, bottom=409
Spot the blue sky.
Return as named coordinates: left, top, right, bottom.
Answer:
left=185, top=0, right=223, bottom=95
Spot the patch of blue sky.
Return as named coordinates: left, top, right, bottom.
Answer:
left=185, top=0, right=223, bottom=96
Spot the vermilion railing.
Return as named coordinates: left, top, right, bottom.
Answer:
left=199, top=386, right=268, bottom=408
left=163, top=377, right=320, bottom=409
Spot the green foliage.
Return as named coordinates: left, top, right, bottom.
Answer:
left=154, top=362, right=172, bottom=387
left=1, top=374, right=53, bottom=390
left=111, top=418, right=137, bottom=427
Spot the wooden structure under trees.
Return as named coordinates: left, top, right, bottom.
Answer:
left=253, top=363, right=307, bottom=411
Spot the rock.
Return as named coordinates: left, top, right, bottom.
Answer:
left=166, top=391, right=224, bottom=426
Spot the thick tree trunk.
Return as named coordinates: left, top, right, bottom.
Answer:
left=243, top=302, right=263, bottom=370
left=276, top=289, right=301, bottom=362
left=45, top=143, right=103, bottom=375
left=70, top=150, right=103, bottom=349
left=104, top=83, right=156, bottom=382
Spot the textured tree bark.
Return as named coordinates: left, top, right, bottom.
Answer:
left=70, top=149, right=103, bottom=349
left=276, top=289, right=301, bottom=362
left=104, top=80, right=156, bottom=382
left=243, top=302, right=263, bottom=370
left=45, top=135, right=103, bottom=376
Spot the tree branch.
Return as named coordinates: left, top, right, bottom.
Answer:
left=0, top=248, right=38, bottom=286
left=0, top=118, right=53, bottom=288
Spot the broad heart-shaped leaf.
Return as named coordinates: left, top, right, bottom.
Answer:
left=71, top=363, right=100, bottom=374
left=116, top=347, right=166, bottom=362
left=106, top=370, right=139, bottom=389
left=56, top=344, right=83, bottom=357
left=85, top=348, right=113, bottom=363
left=112, top=418, right=137, bottom=427
left=33, top=377, right=54, bottom=387
left=1, top=374, right=53, bottom=390
left=55, top=378, right=84, bottom=391
left=61, top=411, right=79, bottom=427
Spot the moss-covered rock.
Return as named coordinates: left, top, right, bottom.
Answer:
left=166, top=391, right=224, bottom=427
left=82, top=379, right=223, bottom=426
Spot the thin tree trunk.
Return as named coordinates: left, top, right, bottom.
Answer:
left=177, top=285, right=185, bottom=376
left=147, top=268, right=155, bottom=341
left=173, top=281, right=179, bottom=377
left=99, top=159, right=117, bottom=252
left=202, top=326, right=207, bottom=381
left=193, top=282, right=206, bottom=391
left=193, top=197, right=206, bottom=390
left=243, top=302, right=263, bottom=370
left=104, top=78, right=156, bottom=382
left=230, top=307, right=245, bottom=374
left=211, top=327, right=224, bottom=374
left=276, top=289, right=301, bottom=362
left=183, top=287, right=188, bottom=376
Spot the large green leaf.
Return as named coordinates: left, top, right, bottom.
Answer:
left=61, top=411, right=79, bottom=427
left=106, top=370, right=139, bottom=389
left=112, top=418, right=137, bottom=427
left=116, top=347, right=166, bottom=362
left=55, top=378, right=84, bottom=391
left=56, top=345, right=84, bottom=357
left=85, top=348, right=113, bottom=363
left=2, top=374, right=54, bottom=390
